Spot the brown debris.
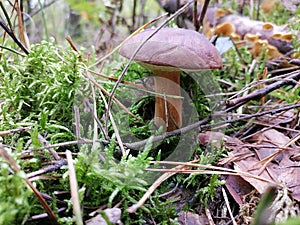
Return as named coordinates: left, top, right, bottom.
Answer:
left=159, top=0, right=298, bottom=61
left=199, top=125, right=300, bottom=202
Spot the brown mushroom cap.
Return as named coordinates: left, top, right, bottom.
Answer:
left=119, top=28, right=222, bottom=71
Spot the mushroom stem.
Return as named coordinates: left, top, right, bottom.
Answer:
left=153, top=70, right=182, bottom=131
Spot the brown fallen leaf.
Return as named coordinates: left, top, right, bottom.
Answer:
left=233, top=129, right=300, bottom=201
left=199, top=130, right=300, bottom=203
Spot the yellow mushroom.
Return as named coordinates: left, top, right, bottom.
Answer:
left=262, top=22, right=274, bottom=31
left=213, top=22, right=235, bottom=36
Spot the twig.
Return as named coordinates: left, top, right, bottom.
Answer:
left=132, top=0, right=137, bottom=31
left=73, top=106, right=81, bottom=140
left=0, top=126, right=31, bottom=136
left=124, top=102, right=300, bottom=150
left=28, top=207, right=67, bottom=221
left=83, top=70, right=140, bottom=120
left=15, top=0, right=30, bottom=50
left=27, top=159, right=67, bottom=179
left=0, top=20, right=29, bottom=54
left=124, top=117, right=211, bottom=150
left=97, top=80, right=127, bottom=155
left=83, top=98, right=110, bottom=140
left=66, top=35, right=79, bottom=52
left=25, top=139, right=109, bottom=153
left=226, top=70, right=300, bottom=108
left=193, top=0, right=200, bottom=31
left=38, top=134, right=60, bottom=160
left=198, top=0, right=210, bottom=28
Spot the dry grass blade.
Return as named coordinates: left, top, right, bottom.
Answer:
left=205, top=207, right=215, bottom=225
left=66, top=150, right=83, bottom=225
left=148, top=161, right=281, bottom=186
left=97, top=80, right=126, bottom=155
left=127, top=159, right=199, bottom=213
left=15, top=0, right=30, bottom=50
left=0, top=145, right=59, bottom=225
left=222, top=187, right=238, bottom=225
left=84, top=70, right=140, bottom=121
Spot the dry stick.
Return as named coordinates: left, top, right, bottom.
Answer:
left=210, top=102, right=300, bottom=128
left=73, top=106, right=82, bottom=140
left=132, top=0, right=137, bottom=31
left=0, top=1, right=12, bottom=29
left=193, top=0, right=200, bottom=31
left=205, top=208, right=215, bottom=225
left=85, top=66, right=148, bottom=90
left=0, top=126, right=31, bottom=136
left=66, top=150, right=83, bottom=225
left=124, top=102, right=300, bottom=150
left=27, top=159, right=67, bottom=179
left=0, top=20, right=29, bottom=54
left=90, top=82, right=100, bottom=151
left=105, top=0, right=195, bottom=132
left=28, top=207, right=67, bottom=222
left=38, top=134, right=60, bottom=160
left=227, top=70, right=294, bottom=101
left=226, top=70, right=300, bottom=109
left=198, top=0, right=210, bottom=28
left=125, top=117, right=211, bottom=150
left=0, top=146, right=59, bottom=225
left=66, top=35, right=79, bottom=52
left=25, top=139, right=109, bottom=154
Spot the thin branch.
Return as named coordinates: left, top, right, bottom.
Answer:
left=193, top=0, right=200, bottom=31
left=0, top=126, right=31, bottom=136
left=124, top=102, right=300, bottom=150
left=198, top=0, right=210, bottom=28
left=226, top=70, right=300, bottom=109
left=0, top=20, right=29, bottom=54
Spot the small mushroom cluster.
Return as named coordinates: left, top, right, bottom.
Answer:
left=202, top=8, right=297, bottom=60
left=120, top=28, right=222, bottom=131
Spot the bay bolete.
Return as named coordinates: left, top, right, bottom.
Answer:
left=119, top=28, right=222, bottom=131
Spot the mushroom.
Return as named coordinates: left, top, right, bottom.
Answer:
left=119, top=28, right=222, bottom=131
